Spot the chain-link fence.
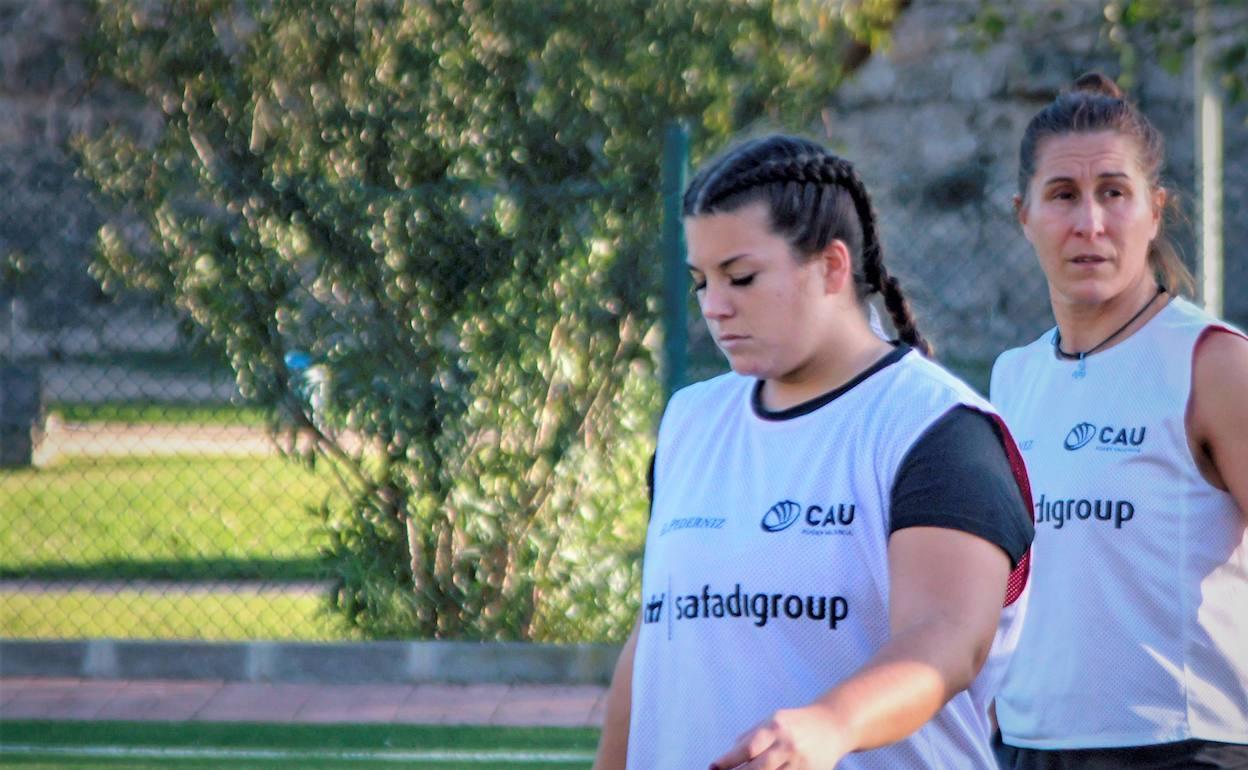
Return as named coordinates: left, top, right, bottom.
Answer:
left=1, top=194, right=1237, bottom=645
left=1, top=171, right=665, bottom=645
left=0, top=299, right=348, bottom=641
left=0, top=183, right=1054, bottom=646
left=1, top=170, right=1237, bottom=645
left=3, top=0, right=1245, bottom=648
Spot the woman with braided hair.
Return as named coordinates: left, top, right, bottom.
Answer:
left=591, top=133, right=1034, bottom=770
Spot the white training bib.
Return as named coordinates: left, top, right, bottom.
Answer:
left=992, top=297, right=1248, bottom=748
left=627, top=350, right=1028, bottom=770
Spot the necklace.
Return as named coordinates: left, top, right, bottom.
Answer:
left=1053, top=286, right=1166, bottom=379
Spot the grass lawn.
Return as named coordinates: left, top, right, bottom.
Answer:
left=0, top=454, right=361, bottom=640
left=0, top=721, right=598, bottom=769
left=48, top=402, right=267, bottom=427
left=0, top=456, right=344, bottom=582
left=0, top=590, right=351, bottom=641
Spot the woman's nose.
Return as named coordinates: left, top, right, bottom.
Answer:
left=1072, top=198, right=1105, bottom=238
left=699, top=281, right=733, bottom=320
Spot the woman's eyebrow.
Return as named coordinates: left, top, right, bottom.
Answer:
left=686, top=253, right=750, bottom=272
left=1041, top=171, right=1130, bottom=186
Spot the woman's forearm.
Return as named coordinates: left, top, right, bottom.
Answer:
left=710, top=528, right=1009, bottom=770
left=809, top=615, right=988, bottom=753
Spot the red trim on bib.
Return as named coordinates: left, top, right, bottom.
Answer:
left=986, top=412, right=1034, bottom=608
left=1193, top=324, right=1248, bottom=355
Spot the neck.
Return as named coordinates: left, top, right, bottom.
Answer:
left=761, top=322, right=893, bottom=412
left=1052, top=280, right=1166, bottom=355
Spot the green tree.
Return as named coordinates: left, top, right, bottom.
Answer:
left=76, top=0, right=901, bottom=641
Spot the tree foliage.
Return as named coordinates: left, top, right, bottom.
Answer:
left=76, top=0, right=901, bottom=640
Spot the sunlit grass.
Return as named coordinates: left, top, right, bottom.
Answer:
left=0, top=590, right=352, bottom=641
left=0, top=456, right=345, bottom=581
left=49, top=401, right=267, bottom=427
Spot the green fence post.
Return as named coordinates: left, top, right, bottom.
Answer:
left=661, top=121, right=690, bottom=402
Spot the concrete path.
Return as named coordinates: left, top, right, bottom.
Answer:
left=0, top=678, right=608, bottom=727
left=31, top=419, right=367, bottom=465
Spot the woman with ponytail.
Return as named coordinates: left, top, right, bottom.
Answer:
left=992, top=74, right=1248, bottom=769
left=591, top=133, right=1034, bottom=770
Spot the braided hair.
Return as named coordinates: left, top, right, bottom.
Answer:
left=683, top=134, right=931, bottom=356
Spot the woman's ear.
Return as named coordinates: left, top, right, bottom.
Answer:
left=818, top=239, right=853, bottom=295
left=1015, top=194, right=1036, bottom=244
left=1150, top=186, right=1167, bottom=236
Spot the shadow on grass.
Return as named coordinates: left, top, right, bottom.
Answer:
left=0, top=557, right=325, bottom=583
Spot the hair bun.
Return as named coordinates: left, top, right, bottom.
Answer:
left=1072, top=72, right=1124, bottom=99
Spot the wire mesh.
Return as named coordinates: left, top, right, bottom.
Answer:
left=4, top=153, right=1243, bottom=644
left=2, top=0, right=1245, bottom=647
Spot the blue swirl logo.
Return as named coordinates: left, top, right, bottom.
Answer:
left=1064, top=422, right=1097, bottom=451
left=761, top=500, right=802, bottom=532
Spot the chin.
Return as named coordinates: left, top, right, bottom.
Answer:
left=724, top=356, right=768, bottom=378
left=1064, top=290, right=1115, bottom=307
left=1054, top=280, right=1122, bottom=307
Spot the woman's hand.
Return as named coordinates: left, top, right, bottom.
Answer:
left=709, top=703, right=852, bottom=770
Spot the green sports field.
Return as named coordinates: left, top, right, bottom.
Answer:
left=0, top=453, right=350, bottom=641
left=0, top=722, right=598, bottom=770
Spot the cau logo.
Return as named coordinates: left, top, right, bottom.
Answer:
left=761, top=500, right=802, bottom=532
left=1064, top=422, right=1147, bottom=452
left=1064, top=422, right=1097, bottom=450
left=760, top=499, right=857, bottom=534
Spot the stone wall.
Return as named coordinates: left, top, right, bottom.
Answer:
left=824, top=0, right=1247, bottom=367
left=2, top=0, right=1244, bottom=372
left=0, top=0, right=168, bottom=358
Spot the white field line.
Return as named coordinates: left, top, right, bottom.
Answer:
left=0, top=743, right=595, bottom=764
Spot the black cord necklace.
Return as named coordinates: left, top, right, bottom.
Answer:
left=1053, top=286, right=1166, bottom=379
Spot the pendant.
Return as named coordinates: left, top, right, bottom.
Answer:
left=1073, top=355, right=1087, bottom=379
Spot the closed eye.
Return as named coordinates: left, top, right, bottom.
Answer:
left=688, top=272, right=755, bottom=293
